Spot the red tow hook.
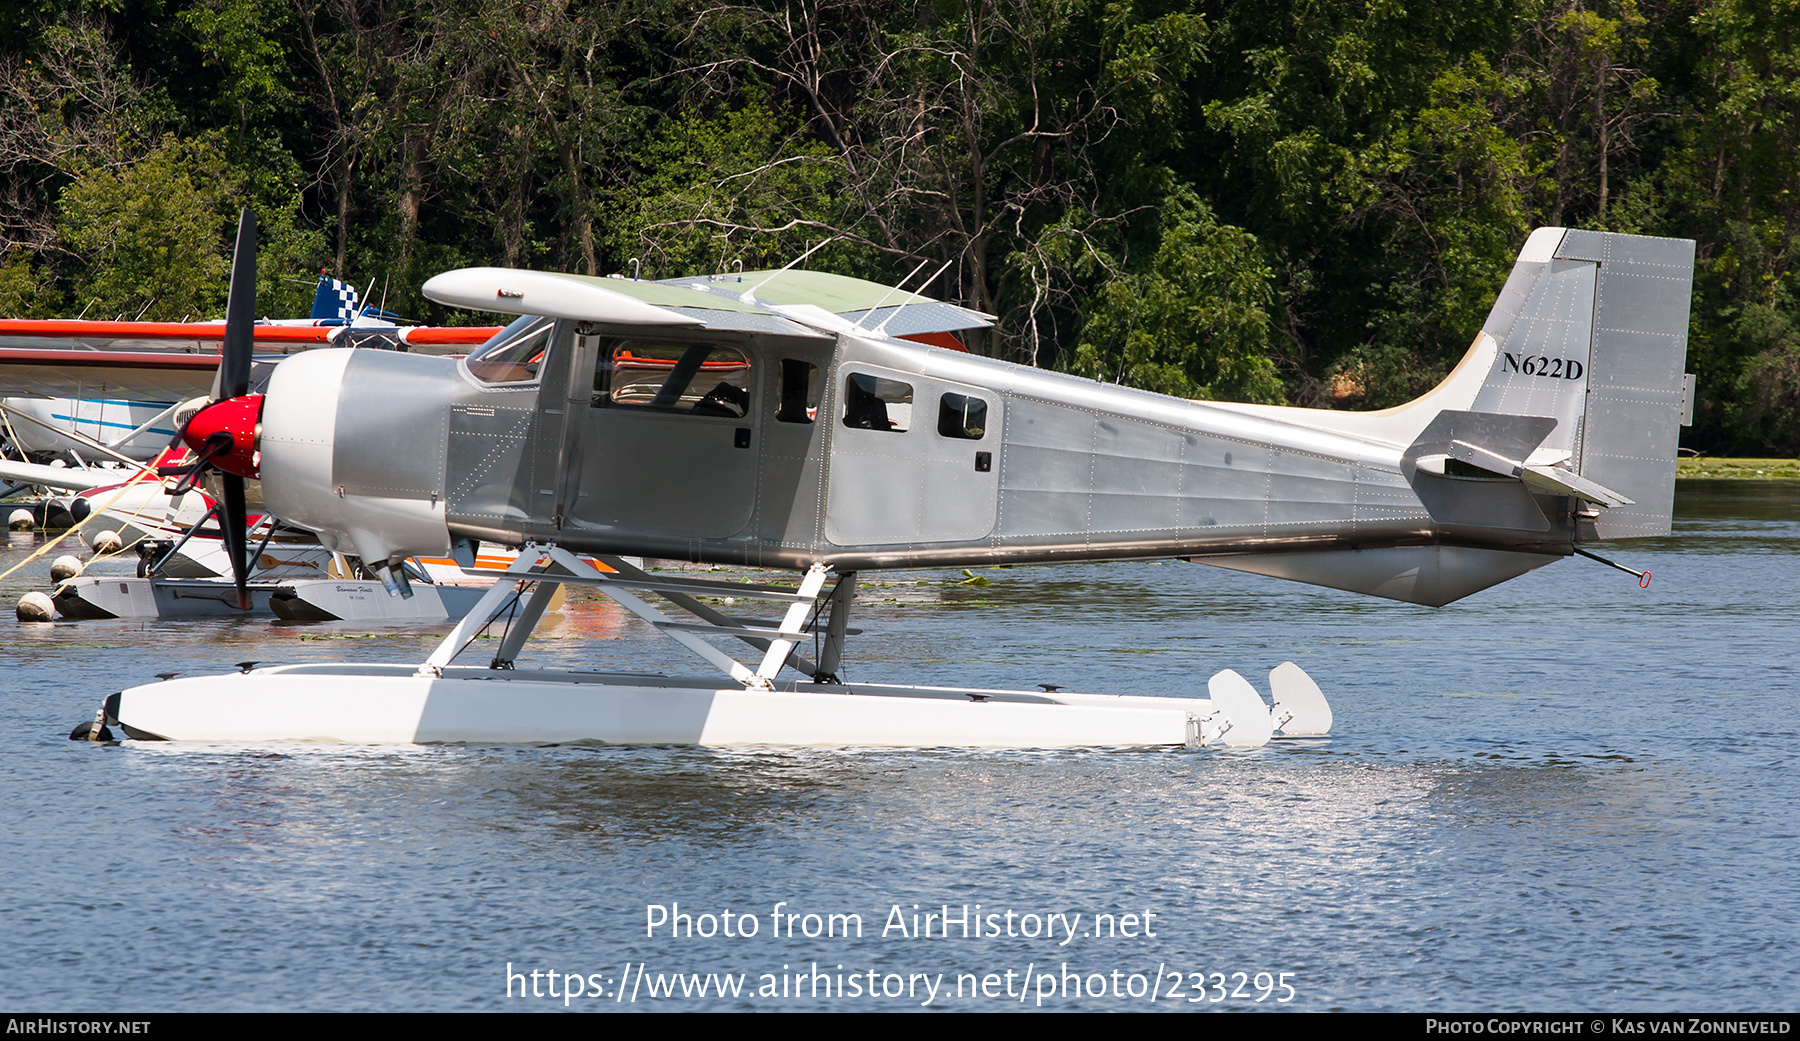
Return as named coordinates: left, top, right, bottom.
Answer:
left=179, top=394, right=264, bottom=479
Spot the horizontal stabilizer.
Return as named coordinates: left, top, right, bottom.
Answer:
left=1406, top=409, right=1557, bottom=471
left=1518, top=462, right=1633, bottom=507
left=1441, top=439, right=1635, bottom=507
left=1404, top=410, right=1559, bottom=532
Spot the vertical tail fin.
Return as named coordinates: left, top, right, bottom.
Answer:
left=310, top=273, right=360, bottom=323
left=1189, top=227, right=1694, bottom=605
left=1207, top=230, right=1695, bottom=539
left=1558, top=230, right=1694, bottom=538
left=1470, top=228, right=1694, bottom=538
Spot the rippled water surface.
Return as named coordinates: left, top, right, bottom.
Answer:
left=2, top=481, right=1796, bottom=1011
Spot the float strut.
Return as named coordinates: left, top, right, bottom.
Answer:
left=490, top=579, right=560, bottom=669
left=813, top=571, right=856, bottom=683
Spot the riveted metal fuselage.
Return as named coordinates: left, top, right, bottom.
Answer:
left=287, top=229, right=1691, bottom=607
left=325, top=329, right=1569, bottom=583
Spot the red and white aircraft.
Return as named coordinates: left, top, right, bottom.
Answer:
left=0, top=272, right=507, bottom=619
left=0, top=273, right=500, bottom=464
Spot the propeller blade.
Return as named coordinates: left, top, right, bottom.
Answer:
left=212, top=208, right=258, bottom=402
left=220, top=473, right=250, bottom=611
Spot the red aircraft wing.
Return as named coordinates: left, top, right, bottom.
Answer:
left=0, top=320, right=501, bottom=399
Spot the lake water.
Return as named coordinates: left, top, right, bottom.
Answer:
left=1, top=480, right=1795, bottom=1011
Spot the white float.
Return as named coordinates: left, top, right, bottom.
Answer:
left=102, top=546, right=1332, bottom=749
left=50, top=575, right=488, bottom=622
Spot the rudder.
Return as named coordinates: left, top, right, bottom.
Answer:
left=1557, top=230, right=1694, bottom=539
left=1467, top=227, right=1693, bottom=538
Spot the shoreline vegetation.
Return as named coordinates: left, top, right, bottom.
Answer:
left=1677, top=458, right=1800, bottom=480
left=2, top=1, right=1799, bottom=457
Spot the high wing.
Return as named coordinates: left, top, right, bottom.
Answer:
left=420, top=267, right=988, bottom=349
left=0, top=319, right=340, bottom=352
left=0, top=347, right=223, bottom=402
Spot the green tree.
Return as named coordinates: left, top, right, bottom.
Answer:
left=1069, top=186, right=1283, bottom=403
left=1630, top=0, right=1800, bottom=452
left=58, top=135, right=241, bottom=320
left=0, top=251, right=56, bottom=318
left=1331, top=55, right=1543, bottom=407
left=54, top=131, right=320, bottom=320
left=602, top=96, right=850, bottom=278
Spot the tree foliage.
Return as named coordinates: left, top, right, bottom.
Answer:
left=1069, top=186, right=1282, bottom=402
left=2, top=0, right=1799, bottom=450
left=58, top=134, right=241, bottom=320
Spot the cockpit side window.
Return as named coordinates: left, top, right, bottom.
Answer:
left=464, top=315, right=553, bottom=384
left=595, top=340, right=752, bottom=418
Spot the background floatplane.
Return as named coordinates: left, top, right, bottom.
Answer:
left=0, top=270, right=509, bottom=622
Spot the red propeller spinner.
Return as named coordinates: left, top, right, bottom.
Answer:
left=180, top=394, right=263, bottom=479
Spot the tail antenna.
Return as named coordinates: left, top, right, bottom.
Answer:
left=1573, top=547, right=1653, bottom=589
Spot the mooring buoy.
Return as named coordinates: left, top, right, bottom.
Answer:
left=16, top=590, right=54, bottom=621
left=50, top=554, right=83, bottom=582
left=68, top=720, right=113, bottom=741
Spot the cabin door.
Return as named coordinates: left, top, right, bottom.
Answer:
left=570, top=337, right=760, bottom=540
left=824, top=363, right=1001, bottom=546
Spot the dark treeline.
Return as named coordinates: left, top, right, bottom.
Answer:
left=1, top=0, right=1796, bottom=452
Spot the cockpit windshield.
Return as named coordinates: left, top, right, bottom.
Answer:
left=464, top=315, right=553, bottom=383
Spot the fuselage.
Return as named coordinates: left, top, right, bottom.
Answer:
left=2, top=395, right=181, bottom=461
left=259, top=324, right=1575, bottom=596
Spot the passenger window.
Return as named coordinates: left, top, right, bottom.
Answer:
left=464, top=315, right=553, bottom=384
left=596, top=341, right=752, bottom=417
left=842, top=373, right=913, bottom=432
left=937, top=393, right=988, bottom=440
left=777, top=360, right=820, bottom=423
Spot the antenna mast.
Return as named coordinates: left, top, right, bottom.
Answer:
left=739, top=237, right=835, bottom=304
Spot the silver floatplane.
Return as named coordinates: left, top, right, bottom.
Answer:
left=88, top=217, right=1695, bottom=748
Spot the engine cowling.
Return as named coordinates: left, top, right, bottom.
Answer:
left=257, top=348, right=455, bottom=573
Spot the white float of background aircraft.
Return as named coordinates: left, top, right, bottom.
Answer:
left=75, top=211, right=1694, bottom=749
left=0, top=270, right=498, bottom=532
